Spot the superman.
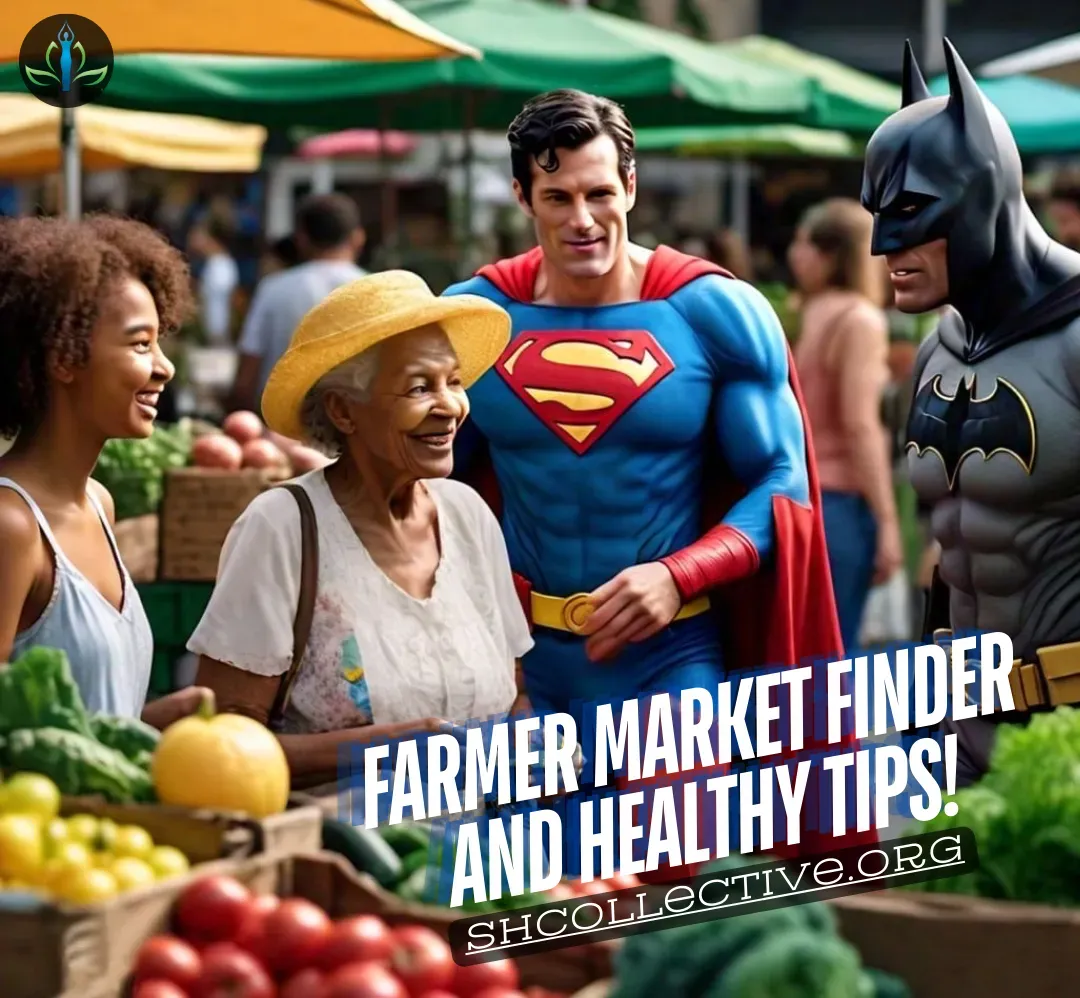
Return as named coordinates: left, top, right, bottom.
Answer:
left=444, top=89, right=866, bottom=858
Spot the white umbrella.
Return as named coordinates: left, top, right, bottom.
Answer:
left=979, top=33, right=1080, bottom=87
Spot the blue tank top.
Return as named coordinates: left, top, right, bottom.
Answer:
left=2, top=479, right=154, bottom=718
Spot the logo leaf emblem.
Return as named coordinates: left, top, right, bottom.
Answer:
left=24, top=65, right=60, bottom=87
left=74, top=64, right=109, bottom=86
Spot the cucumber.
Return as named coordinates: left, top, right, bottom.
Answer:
left=379, top=821, right=431, bottom=859
left=321, top=819, right=403, bottom=889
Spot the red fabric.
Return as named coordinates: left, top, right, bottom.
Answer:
left=472, top=247, right=872, bottom=860
left=661, top=523, right=761, bottom=602
left=475, top=244, right=734, bottom=306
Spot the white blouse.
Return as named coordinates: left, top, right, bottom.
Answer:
left=187, top=470, right=532, bottom=735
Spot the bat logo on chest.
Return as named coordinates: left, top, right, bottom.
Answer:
left=905, top=373, right=1036, bottom=490
left=495, top=329, right=675, bottom=454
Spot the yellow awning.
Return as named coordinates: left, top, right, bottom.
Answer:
left=0, top=0, right=479, bottom=62
left=0, top=94, right=267, bottom=176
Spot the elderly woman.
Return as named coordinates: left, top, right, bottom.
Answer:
left=188, top=271, right=532, bottom=785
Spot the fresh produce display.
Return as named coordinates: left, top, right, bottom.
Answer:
left=609, top=858, right=910, bottom=998
left=0, top=647, right=157, bottom=803
left=152, top=690, right=290, bottom=819
left=191, top=410, right=328, bottom=476
left=0, top=771, right=190, bottom=903
left=130, top=871, right=563, bottom=998
left=93, top=422, right=194, bottom=520
left=914, top=705, right=1080, bottom=907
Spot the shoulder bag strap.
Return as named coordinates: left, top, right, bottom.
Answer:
left=269, top=483, right=319, bottom=728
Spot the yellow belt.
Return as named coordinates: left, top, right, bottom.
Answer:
left=934, top=629, right=1080, bottom=711
left=531, top=591, right=711, bottom=636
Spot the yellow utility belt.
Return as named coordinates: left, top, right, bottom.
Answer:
left=531, top=590, right=711, bottom=636
left=934, top=629, right=1080, bottom=711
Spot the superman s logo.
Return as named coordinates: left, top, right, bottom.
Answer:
left=495, top=329, right=675, bottom=455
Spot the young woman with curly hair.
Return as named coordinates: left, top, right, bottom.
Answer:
left=0, top=215, right=209, bottom=728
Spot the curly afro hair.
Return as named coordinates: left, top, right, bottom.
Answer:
left=0, top=214, right=193, bottom=440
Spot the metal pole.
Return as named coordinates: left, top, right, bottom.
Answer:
left=60, top=106, right=81, bottom=219
left=922, top=0, right=947, bottom=75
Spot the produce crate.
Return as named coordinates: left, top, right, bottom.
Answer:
left=831, top=890, right=1080, bottom=998
left=111, top=514, right=159, bottom=584
left=1, top=850, right=615, bottom=998
left=57, top=794, right=324, bottom=867
left=159, top=468, right=275, bottom=581
left=0, top=853, right=243, bottom=998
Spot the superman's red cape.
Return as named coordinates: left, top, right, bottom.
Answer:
left=470, top=245, right=874, bottom=860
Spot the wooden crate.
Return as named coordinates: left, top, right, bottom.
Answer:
left=831, top=889, right=1080, bottom=998
left=159, top=468, right=275, bottom=581
left=0, top=851, right=615, bottom=998
left=112, top=514, right=159, bottom=583
left=58, top=794, right=324, bottom=866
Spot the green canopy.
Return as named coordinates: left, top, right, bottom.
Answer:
left=929, top=73, right=1080, bottom=155
left=635, top=124, right=861, bottom=158
left=0, top=0, right=816, bottom=131
left=717, top=36, right=900, bottom=134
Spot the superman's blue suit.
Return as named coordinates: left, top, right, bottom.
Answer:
left=445, top=246, right=868, bottom=859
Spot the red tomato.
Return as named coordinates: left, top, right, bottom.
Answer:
left=133, top=935, right=202, bottom=990
left=473, top=989, right=527, bottom=998
left=191, top=434, right=243, bottom=471
left=327, top=961, right=410, bottom=998
left=452, top=958, right=520, bottom=997
left=544, top=884, right=576, bottom=902
left=417, top=991, right=458, bottom=998
left=261, top=897, right=333, bottom=977
left=194, top=942, right=275, bottom=998
left=575, top=880, right=610, bottom=896
left=605, top=873, right=641, bottom=892
left=389, top=926, right=455, bottom=997
left=134, top=982, right=189, bottom=998
left=233, top=894, right=281, bottom=959
left=320, top=915, right=394, bottom=971
left=176, top=877, right=253, bottom=945
left=281, top=967, right=329, bottom=998
left=223, top=410, right=265, bottom=445
left=526, top=988, right=568, bottom=998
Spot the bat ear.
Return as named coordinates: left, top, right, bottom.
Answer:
left=902, top=39, right=933, bottom=107
left=943, top=37, right=991, bottom=134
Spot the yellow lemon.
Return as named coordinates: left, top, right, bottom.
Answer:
left=4, top=879, right=45, bottom=896
left=93, top=851, right=115, bottom=870
left=57, top=867, right=118, bottom=905
left=1, top=773, right=60, bottom=821
left=110, top=857, right=156, bottom=893
left=65, top=814, right=100, bottom=847
left=0, top=814, right=44, bottom=881
left=38, top=841, right=93, bottom=888
left=111, top=825, right=154, bottom=860
left=147, top=845, right=190, bottom=881
left=41, top=818, right=70, bottom=857
left=95, top=817, right=118, bottom=852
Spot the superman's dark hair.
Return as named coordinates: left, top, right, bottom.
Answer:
left=507, top=89, right=635, bottom=203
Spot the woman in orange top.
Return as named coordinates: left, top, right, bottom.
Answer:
left=789, top=198, right=903, bottom=652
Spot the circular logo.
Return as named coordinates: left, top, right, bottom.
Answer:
left=19, top=14, right=114, bottom=108
left=561, top=594, right=595, bottom=635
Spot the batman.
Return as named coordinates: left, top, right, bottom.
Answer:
left=862, top=38, right=1080, bottom=785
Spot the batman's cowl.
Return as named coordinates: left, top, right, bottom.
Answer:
left=862, top=39, right=1080, bottom=364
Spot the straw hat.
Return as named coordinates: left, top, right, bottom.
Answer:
left=261, top=270, right=511, bottom=441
